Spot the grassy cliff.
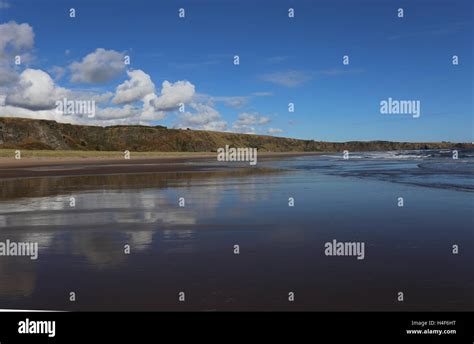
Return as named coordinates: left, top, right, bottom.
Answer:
left=0, top=117, right=470, bottom=152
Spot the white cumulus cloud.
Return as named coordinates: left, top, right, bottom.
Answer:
left=95, top=105, right=139, bottom=120
left=5, top=69, right=67, bottom=110
left=140, top=93, right=166, bottom=121
left=112, top=69, right=155, bottom=104
left=69, top=48, right=126, bottom=84
left=151, top=80, right=195, bottom=111
left=0, top=65, right=18, bottom=86
left=177, top=102, right=227, bottom=131
left=0, top=21, right=34, bottom=56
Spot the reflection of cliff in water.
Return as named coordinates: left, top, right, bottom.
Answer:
left=0, top=257, right=37, bottom=298
left=0, top=168, right=281, bottom=299
left=0, top=167, right=281, bottom=200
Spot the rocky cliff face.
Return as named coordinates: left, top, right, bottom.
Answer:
left=0, top=117, right=470, bottom=152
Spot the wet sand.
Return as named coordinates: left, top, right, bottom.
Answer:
left=0, top=152, right=472, bottom=311
left=0, top=152, right=320, bottom=179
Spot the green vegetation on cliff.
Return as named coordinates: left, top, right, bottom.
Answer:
left=0, top=117, right=470, bottom=152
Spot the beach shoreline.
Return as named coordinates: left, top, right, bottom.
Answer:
left=0, top=151, right=320, bottom=179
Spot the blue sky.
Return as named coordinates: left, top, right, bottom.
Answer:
left=0, top=0, right=472, bottom=142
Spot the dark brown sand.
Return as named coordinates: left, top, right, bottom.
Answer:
left=0, top=152, right=319, bottom=179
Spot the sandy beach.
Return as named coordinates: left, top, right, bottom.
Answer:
left=0, top=151, right=320, bottom=179
left=0, top=150, right=472, bottom=311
